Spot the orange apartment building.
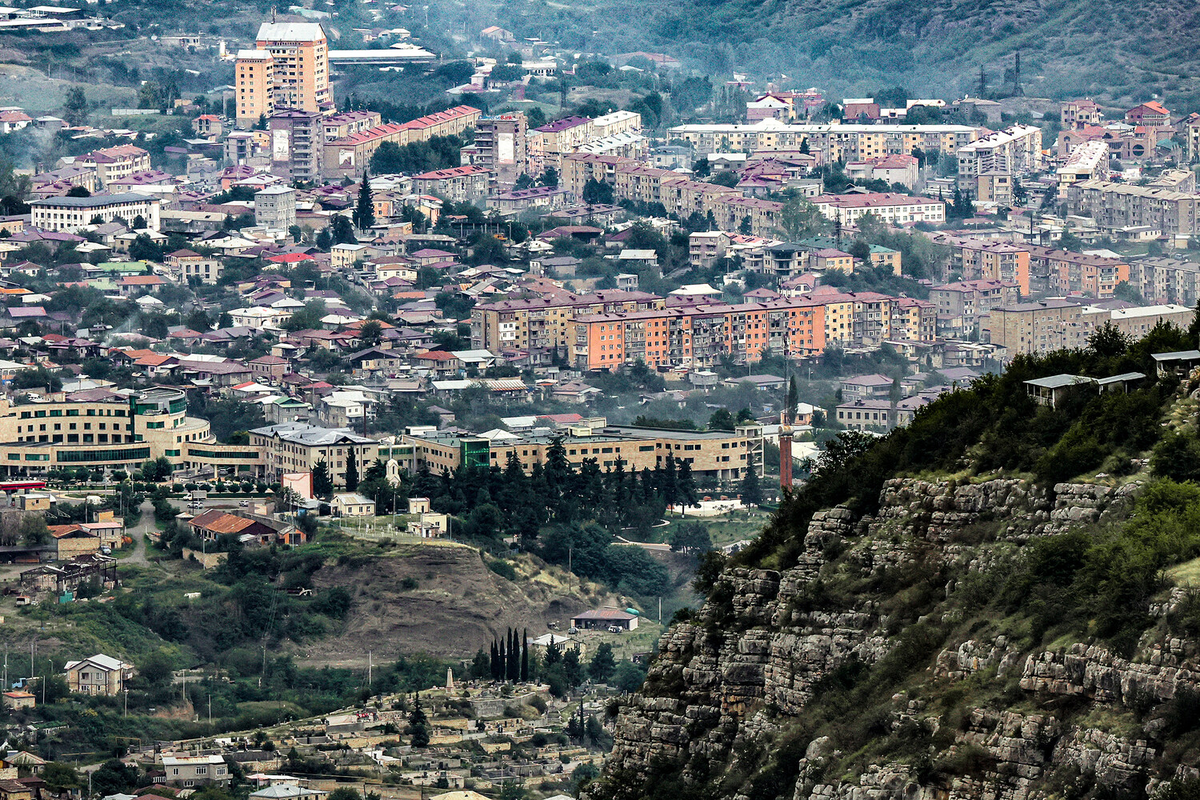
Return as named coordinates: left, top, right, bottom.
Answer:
left=572, top=298, right=828, bottom=370
left=954, top=238, right=1031, bottom=295
left=1027, top=246, right=1129, bottom=298
left=235, top=49, right=274, bottom=127
left=324, top=106, right=482, bottom=180
left=471, top=290, right=663, bottom=353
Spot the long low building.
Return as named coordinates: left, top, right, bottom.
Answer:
left=31, top=192, right=162, bottom=233
left=404, top=424, right=765, bottom=483
left=667, top=119, right=979, bottom=159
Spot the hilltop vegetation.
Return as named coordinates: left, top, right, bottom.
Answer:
left=472, top=0, right=1200, bottom=103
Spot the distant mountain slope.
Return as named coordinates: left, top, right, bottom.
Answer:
left=495, top=0, right=1200, bottom=103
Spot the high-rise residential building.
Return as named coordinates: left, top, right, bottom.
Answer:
left=474, top=113, right=528, bottom=188
left=256, top=21, right=330, bottom=112
left=235, top=49, right=274, bottom=128
left=234, top=21, right=330, bottom=128
left=269, top=110, right=324, bottom=183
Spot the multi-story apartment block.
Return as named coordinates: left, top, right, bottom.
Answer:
left=234, top=49, right=274, bottom=127
left=529, top=116, right=594, bottom=173
left=949, top=238, right=1031, bottom=295
left=1080, top=303, right=1192, bottom=340
left=1066, top=180, right=1200, bottom=236
left=1127, top=257, right=1200, bottom=306
left=269, top=109, right=324, bottom=183
left=986, top=299, right=1086, bottom=355
left=955, top=125, right=1042, bottom=178
left=250, top=422, right=377, bottom=487
left=405, top=424, right=762, bottom=483
left=31, top=193, right=161, bottom=233
left=255, top=22, right=330, bottom=113
left=254, top=185, right=297, bottom=231
left=811, top=192, right=945, bottom=226
left=667, top=121, right=978, bottom=160
left=1057, top=140, right=1108, bottom=189
left=411, top=165, right=490, bottom=203
left=930, top=279, right=1022, bottom=338
left=473, top=113, right=528, bottom=188
left=323, top=110, right=382, bottom=141
left=1026, top=246, right=1129, bottom=298
left=690, top=231, right=731, bottom=269
left=323, top=106, right=482, bottom=180
left=76, top=145, right=151, bottom=188
left=472, top=290, right=663, bottom=353
left=572, top=298, right=827, bottom=370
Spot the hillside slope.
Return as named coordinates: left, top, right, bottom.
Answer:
left=304, top=543, right=614, bottom=664
left=586, top=333, right=1200, bottom=800
left=495, top=0, right=1200, bottom=102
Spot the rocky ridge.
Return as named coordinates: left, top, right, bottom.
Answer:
left=600, top=476, right=1200, bottom=800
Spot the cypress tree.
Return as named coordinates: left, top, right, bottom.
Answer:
left=508, top=628, right=519, bottom=680
left=521, top=627, right=529, bottom=681
left=490, top=639, right=500, bottom=680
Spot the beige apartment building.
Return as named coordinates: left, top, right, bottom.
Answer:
left=235, top=49, right=274, bottom=127
left=405, top=424, right=763, bottom=483
left=256, top=21, right=330, bottom=112
left=471, top=289, right=663, bottom=353
left=234, top=22, right=330, bottom=126
left=986, top=299, right=1085, bottom=355
left=667, top=121, right=978, bottom=160
left=1066, top=179, right=1200, bottom=236
left=249, top=422, right=378, bottom=487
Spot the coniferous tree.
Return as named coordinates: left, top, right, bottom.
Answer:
left=313, top=459, right=334, bottom=498
left=345, top=448, right=359, bottom=491
left=354, top=171, right=376, bottom=231
left=490, top=639, right=500, bottom=679
left=521, top=627, right=529, bottom=681
left=741, top=465, right=762, bottom=507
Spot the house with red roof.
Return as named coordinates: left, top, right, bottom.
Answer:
left=1125, top=101, right=1170, bottom=126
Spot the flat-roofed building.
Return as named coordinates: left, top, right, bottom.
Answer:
left=404, top=424, right=763, bottom=482
left=985, top=299, right=1086, bottom=356
left=1067, top=179, right=1200, bottom=236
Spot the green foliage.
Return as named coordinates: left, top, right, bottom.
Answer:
left=370, top=134, right=465, bottom=175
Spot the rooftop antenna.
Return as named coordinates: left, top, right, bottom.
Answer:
left=271, top=6, right=277, bottom=22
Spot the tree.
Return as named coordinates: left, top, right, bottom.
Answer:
left=589, top=642, right=617, bottom=683
left=786, top=375, right=799, bottom=423
left=708, top=408, right=736, bottom=431
left=66, top=185, right=91, bottom=198
left=327, top=790, right=361, bottom=800
left=64, top=86, right=90, bottom=126
left=780, top=196, right=829, bottom=239
left=359, top=319, right=383, bottom=347
left=339, top=449, right=357, bottom=492
left=1088, top=321, right=1132, bottom=358
left=740, top=465, right=762, bottom=506
left=313, top=459, right=334, bottom=498
left=539, top=166, right=559, bottom=187
left=409, top=696, right=430, bottom=747
left=354, top=173, right=376, bottom=231
left=669, top=521, right=712, bottom=554
left=132, top=214, right=147, bottom=230
left=612, top=660, right=647, bottom=692
left=330, top=214, right=356, bottom=245
left=563, top=645, right=583, bottom=687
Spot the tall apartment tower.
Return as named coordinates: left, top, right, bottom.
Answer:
left=234, top=21, right=331, bottom=128
left=235, top=49, right=274, bottom=128
left=475, top=113, right=528, bottom=188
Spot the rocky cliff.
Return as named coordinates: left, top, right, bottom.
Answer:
left=593, top=476, right=1200, bottom=800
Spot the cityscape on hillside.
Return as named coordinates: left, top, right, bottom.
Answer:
left=0, top=5, right=1199, bottom=800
